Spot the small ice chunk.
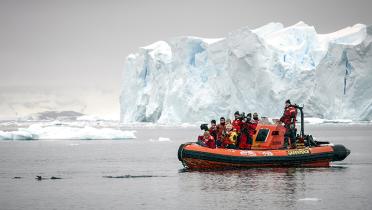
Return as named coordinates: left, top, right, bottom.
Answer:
left=158, top=137, right=171, bottom=142
left=298, top=198, right=321, bottom=201
left=149, top=137, right=172, bottom=142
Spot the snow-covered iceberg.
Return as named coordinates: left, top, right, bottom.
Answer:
left=120, top=22, right=372, bottom=123
left=0, top=124, right=136, bottom=140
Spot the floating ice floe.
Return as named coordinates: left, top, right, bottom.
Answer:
left=298, top=198, right=321, bottom=202
left=120, top=122, right=198, bottom=129
left=304, top=118, right=326, bottom=124
left=0, top=124, right=136, bottom=140
left=149, top=137, right=172, bottom=142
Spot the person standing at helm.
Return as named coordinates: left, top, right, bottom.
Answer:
left=279, top=99, right=298, bottom=148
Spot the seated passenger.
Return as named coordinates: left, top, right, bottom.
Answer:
left=197, top=123, right=209, bottom=146
left=252, top=112, right=260, bottom=124
left=246, top=113, right=255, bottom=149
left=216, top=117, right=226, bottom=147
left=238, top=117, right=250, bottom=150
left=209, top=119, right=218, bottom=143
left=222, top=124, right=237, bottom=149
left=249, top=113, right=259, bottom=135
left=232, top=111, right=242, bottom=132
left=201, top=131, right=216, bottom=149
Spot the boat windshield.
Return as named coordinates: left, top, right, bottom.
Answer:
left=256, top=128, right=270, bottom=142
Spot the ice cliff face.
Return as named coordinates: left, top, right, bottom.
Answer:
left=120, top=22, right=372, bottom=123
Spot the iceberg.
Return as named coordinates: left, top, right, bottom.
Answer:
left=0, top=124, right=136, bottom=140
left=120, top=22, right=372, bottom=123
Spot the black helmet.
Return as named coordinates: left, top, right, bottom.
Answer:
left=234, top=111, right=240, bottom=115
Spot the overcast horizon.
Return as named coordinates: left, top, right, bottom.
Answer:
left=1, top=0, right=371, bottom=119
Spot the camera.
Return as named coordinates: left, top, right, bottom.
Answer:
left=200, top=124, right=209, bottom=131
left=239, top=112, right=246, bottom=120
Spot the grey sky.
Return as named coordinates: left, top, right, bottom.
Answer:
left=0, top=0, right=371, bottom=118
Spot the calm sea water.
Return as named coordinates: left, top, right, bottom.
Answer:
left=0, top=124, right=371, bottom=210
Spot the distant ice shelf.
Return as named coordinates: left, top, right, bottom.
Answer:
left=0, top=123, right=136, bottom=140
left=120, top=21, right=372, bottom=123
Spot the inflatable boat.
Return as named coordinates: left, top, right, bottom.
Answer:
left=178, top=106, right=350, bottom=170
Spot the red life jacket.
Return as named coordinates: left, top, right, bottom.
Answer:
left=252, top=119, right=259, bottom=125
left=209, top=125, right=218, bottom=140
left=248, top=120, right=258, bottom=137
left=280, top=106, right=297, bottom=127
left=238, top=123, right=249, bottom=149
left=203, top=136, right=216, bottom=149
left=216, top=124, right=226, bottom=140
left=232, top=119, right=242, bottom=132
left=222, top=131, right=237, bottom=148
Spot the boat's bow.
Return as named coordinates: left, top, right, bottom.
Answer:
left=332, top=144, right=351, bottom=161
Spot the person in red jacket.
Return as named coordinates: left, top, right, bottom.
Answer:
left=252, top=112, right=260, bottom=125
left=247, top=113, right=259, bottom=148
left=216, top=117, right=226, bottom=147
left=232, top=111, right=242, bottom=132
left=201, top=131, right=216, bottom=149
left=279, top=99, right=298, bottom=148
left=249, top=112, right=259, bottom=134
left=238, top=113, right=259, bottom=150
left=238, top=115, right=250, bottom=150
left=222, top=124, right=237, bottom=149
left=209, top=119, right=218, bottom=144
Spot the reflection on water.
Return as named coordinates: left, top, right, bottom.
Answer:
left=178, top=167, right=349, bottom=209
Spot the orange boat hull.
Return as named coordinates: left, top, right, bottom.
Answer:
left=178, top=143, right=349, bottom=170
